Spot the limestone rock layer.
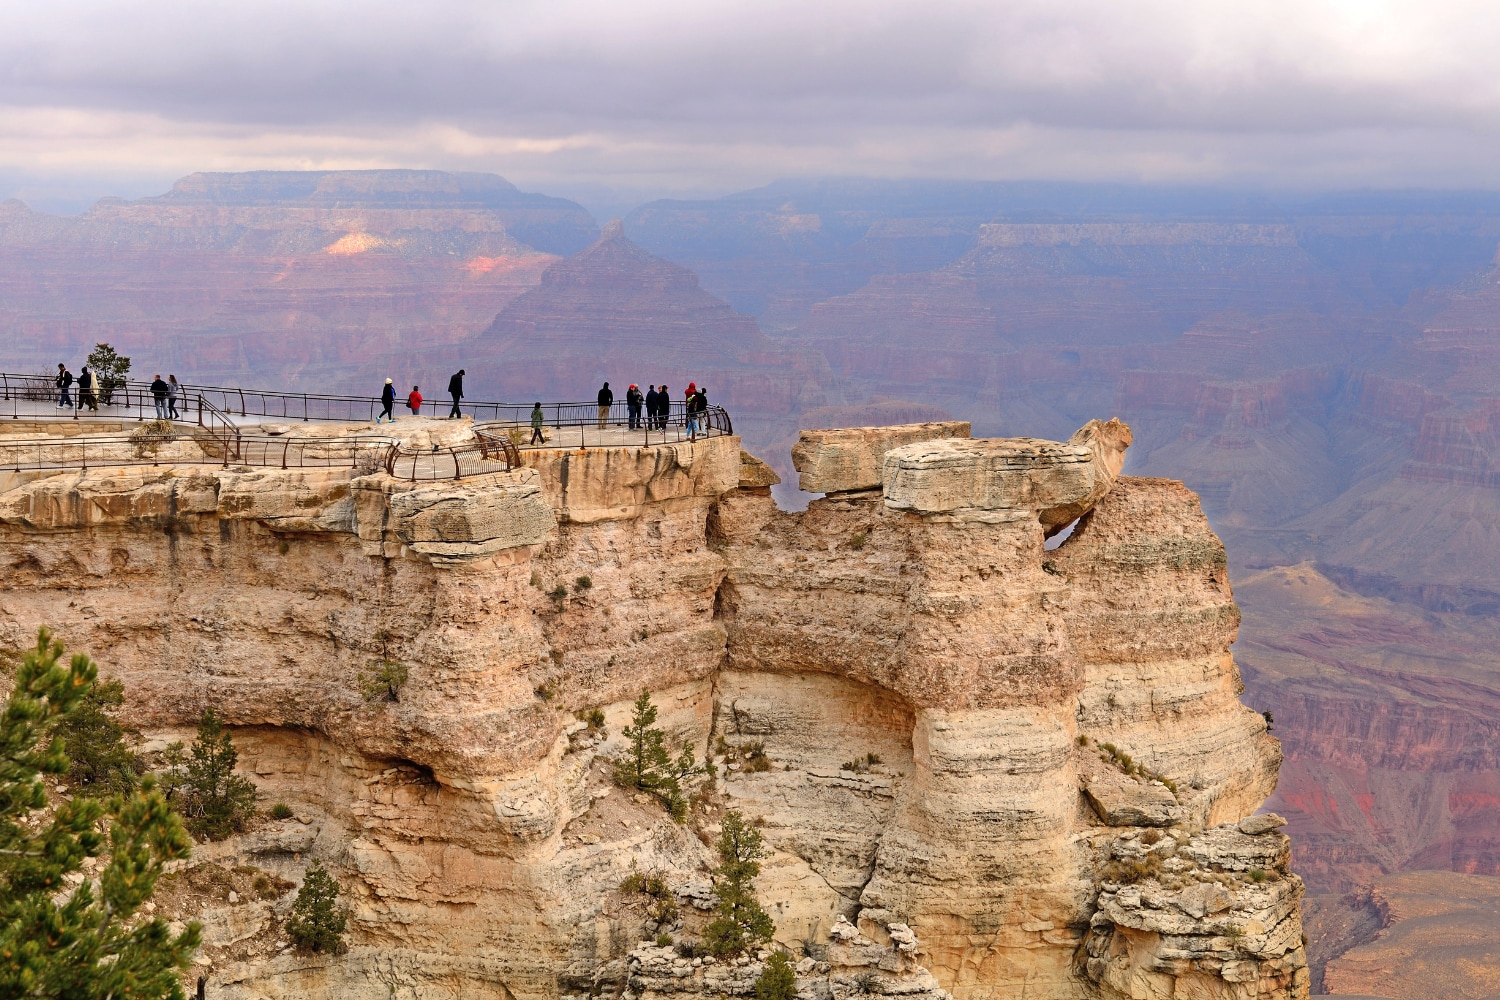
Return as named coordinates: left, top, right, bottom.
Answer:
left=0, top=419, right=1305, bottom=1000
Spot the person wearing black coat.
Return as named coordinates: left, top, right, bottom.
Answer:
left=55, top=364, right=73, bottom=408
left=644, top=385, right=660, bottom=430
left=626, top=384, right=644, bottom=429
left=597, top=381, right=613, bottom=429
left=150, top=375, right=170, bottom=420
left=447, top=369, right=465, bottom=419
left=378, top=378, right=396, bottom=423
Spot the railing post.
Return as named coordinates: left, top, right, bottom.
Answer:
left=238, top=388, right=246, bottom=417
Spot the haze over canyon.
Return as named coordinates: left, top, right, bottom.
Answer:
left=9, top=168, right=1500, bottom=996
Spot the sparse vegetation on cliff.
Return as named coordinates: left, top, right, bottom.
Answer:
left=360, top=628, right=408, bottom=702
left=167, top=708, right=258, bottom=841
left=621, top=865, right=681, bottom=924
left=704, top=810, right=774, bottom=956
left=0, top=628, right=199, bottom=997
left=613, top=690, right=710, bottom=822
left=286, top=859, right=348, bottom=955
left=841, top=752, right=881, bottom=774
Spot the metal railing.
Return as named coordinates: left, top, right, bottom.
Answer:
left=0, top=373, right=735, bottom=442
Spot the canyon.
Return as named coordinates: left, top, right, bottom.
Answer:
left=11, top=170, right=1500, bottom=996
left=0, top=416, right=1304, bottom=999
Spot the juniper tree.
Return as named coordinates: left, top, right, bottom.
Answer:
left=179, top=707, right=257, bottom=840
left=285, top=859, right=347, bottom=955
left=0, top=628, right=200, bottom=998
left=84, top=342, right=131, bottom=405
left=704, top=810, right=774, bottom=956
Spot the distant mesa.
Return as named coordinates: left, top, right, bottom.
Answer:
left=154, top=169, right=599, bottom=256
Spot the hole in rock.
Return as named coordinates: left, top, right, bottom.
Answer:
left=1044, top=518, right=1080, bottom=551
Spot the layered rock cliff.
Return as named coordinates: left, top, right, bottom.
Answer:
left=0, top=418, right=1304, bottom=999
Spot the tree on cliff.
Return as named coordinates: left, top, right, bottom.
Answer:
left=84, top=343, right=131, bottom=406
left=0, top=628, right=200, bottom=998
left=704, top=810, right=775, bottom=956
left=57, top=677, right=142, bottom=797
left=613, top=690, right=709, bottom=822
left=285, top=859, right=347, bottom=955
left=168, top=708, right=257, bottom=841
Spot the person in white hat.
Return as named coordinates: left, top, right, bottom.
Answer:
left=378, top=378, right=396, bottom=423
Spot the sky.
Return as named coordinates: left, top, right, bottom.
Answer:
left=4, top=0, right=1500, bottom=215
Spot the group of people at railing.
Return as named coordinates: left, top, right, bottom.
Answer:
left=38, top=360, right=726, bottom=442
left=596, top=380, right=713, bottom=436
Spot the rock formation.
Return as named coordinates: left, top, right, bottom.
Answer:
left=0, top=417, right=1304, bottom=999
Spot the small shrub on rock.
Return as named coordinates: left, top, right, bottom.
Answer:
left=755, top=951, right=797, bottom=1000
left=270, top=802, right=294, bottom=820
left=656, top=932, right=674, bottom=947
left=286, top=859, right=347, bottom=955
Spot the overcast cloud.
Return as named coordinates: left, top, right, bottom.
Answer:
left=3, top=0, right=1500, bottom=210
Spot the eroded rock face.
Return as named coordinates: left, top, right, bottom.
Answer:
left=0, top=420, right=1304, bottom=1000
left=791, top=421, right=970, bottom=493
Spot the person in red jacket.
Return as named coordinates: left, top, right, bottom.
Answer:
left=407, top=386, right=423, bottom=415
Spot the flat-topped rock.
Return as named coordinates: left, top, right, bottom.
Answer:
left=881, top=419, right=1131, bottom=527
left=792, top=421, right=970, bottom=493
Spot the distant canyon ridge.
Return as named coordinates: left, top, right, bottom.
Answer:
left=10, top=169, right=1500, bottom=993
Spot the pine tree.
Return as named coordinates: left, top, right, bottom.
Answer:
left=180, top=707, right=257, bottom=841
left=704, top=810, right=775, bottom=956
left=285, top=859, right=347, bottom=955
left=754, top=950, right=797, bottom=1000
left=0, top=628, right=200, bottom=998
left=57, top=677, right=141, bottom=796
left=612, top=690, right=708, bottom=822
left=84, top=342, right=131, bottom=405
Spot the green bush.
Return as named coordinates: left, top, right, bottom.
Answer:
left=704, top=811, right=774, bottom=956
left=170, top=708, right=258, bottom=841
left=755, top=951, right=797, bottom=1000
left=285, top=859, right=347, bottom=955
left=56, top=676, right=142, bottom=796
left=360, top=659, right=408, bottom=702
left=621, top=866, right=681, bottom=924
left=270, top=803, right=294, bottom=821
left=574, top=575, right=593, bottom=591
left=656, top=932, right=674, bottom=947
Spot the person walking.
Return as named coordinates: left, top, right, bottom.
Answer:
left=150, top=374, right=170, bottom=420
left=378, top=378, right=396, bottom=423
left=626, top=384, right=644, bottom=429
left=407, top=385, right=423, bottom=415
left=597, top=381, right=613, bottom=429
left=644, top=385, right=660, bottom=431
left=530, top=401, right=546, bottom=444
left=447, top=369, right=465, bottom=419
left=167, top=375, right=181, bottom=419
left=77, top=367, right=97, bottom=411
left=55, top=364, right=73, bottom=408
